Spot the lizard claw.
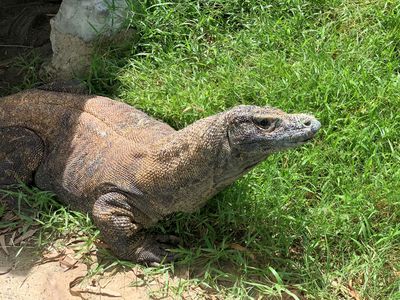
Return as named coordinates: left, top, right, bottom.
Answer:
left=154, top=234, right=181, bottom=246
left=134, top=235, right=180, bottom=265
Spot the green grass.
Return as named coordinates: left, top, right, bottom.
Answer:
left=2, top=0, right=400, bottom=298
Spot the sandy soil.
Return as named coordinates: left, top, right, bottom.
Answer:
left=0, top=201, right=213, bottom=300
left=0, top=244, right=213, bottom=300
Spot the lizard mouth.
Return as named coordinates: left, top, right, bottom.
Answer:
left=300, top=136, right=314, bottom=142
left=289, top=120, right=321, bottom=145
left=282, top=131, right=318, bottom=147
left=275, top=118, right=320, bottom=149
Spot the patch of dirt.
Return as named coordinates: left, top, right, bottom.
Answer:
left=0, top=243, right=215, bottom=300
left=0, top=204, right=215, bottom=300
left=1, top=246, right=137, bottom=300
left=0, top=0, right=61, bottom=96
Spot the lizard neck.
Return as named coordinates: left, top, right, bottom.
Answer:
left=153, top=114, right=228, bottom=181
left=139, top=114, right=231, bottom=213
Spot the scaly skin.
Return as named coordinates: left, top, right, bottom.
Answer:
left=0, top=89, right=320, bottom=264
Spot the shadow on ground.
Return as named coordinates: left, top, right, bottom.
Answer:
left=0, top=0, right=61, bottom=96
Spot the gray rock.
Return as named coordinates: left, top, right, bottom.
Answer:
left=46, top=0, right=129, bottom=78
left=52, top=0, right=128, bottom=42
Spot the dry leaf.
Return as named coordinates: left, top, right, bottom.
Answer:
left=0, top=234, right=9, bottom=255
left=75, top=286, right=122, bottom=298
left=2, top=211, right=18, bottom=222
left=13, top=228, right=38, bottom=245
left=60, top=255, right=78, bottom=271
left=41, top=249, right=66, bottom=264
left=69, top=276, right=121, bottom=298
left=8, top=231, right=16, bottom=245
left=348, top=288, right=361, bottom=300
left=69, top=275, right=85, bottom=297
left=348, top=280, right=362, bottom=300
left=229, top=243, right=256, bottom=260
left=65, top=237, right=86, bottom=246
left=0, top=228, right=11, bottom=234
left=0, top=228, right=11, bottom=235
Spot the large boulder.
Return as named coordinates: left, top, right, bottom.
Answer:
left=47, top=0, right=129, bottom=78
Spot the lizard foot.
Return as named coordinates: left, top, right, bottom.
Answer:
left=135, top=234, right=181, bottom=266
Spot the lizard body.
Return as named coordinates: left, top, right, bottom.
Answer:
left=0, top=89, right=320, bottom=263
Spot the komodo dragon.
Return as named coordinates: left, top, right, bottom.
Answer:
left=0, top=88, right=320, bottom=264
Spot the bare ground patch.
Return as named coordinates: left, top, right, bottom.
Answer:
left=0, top=243, right=217, bottom=300
left=0, top=201, right=217, bottom=300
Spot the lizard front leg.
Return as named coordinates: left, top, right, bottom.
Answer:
left=92, top=192, right=179, bottom=264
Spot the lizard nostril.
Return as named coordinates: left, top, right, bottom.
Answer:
left=304, top=120, right=312, bottom=126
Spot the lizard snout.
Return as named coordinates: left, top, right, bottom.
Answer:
left=302, top=118, right=321, bottom=134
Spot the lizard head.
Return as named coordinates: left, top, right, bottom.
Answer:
left=214, top=105, right=320, bottom=181
left=225, top=105, right=320, bottom=156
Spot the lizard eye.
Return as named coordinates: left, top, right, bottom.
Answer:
left=252, top=116, right=276, bottom=131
